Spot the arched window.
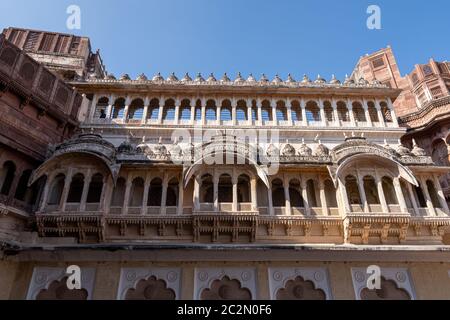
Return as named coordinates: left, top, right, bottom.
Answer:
left=147, top=98, right=160, bottom=120
left=48, top=174, right=65, bottom=205
left=305, top=101, right=320, bottom=122
left=291, top=100, right=302, bottom=122
left=276, top=100, right=287, bottom=121
left=306, top=179, right=318, bottom=207
left=129, top=177, right=144, bottom=207
left=427, top=180, right=441, bottom=208
left=14, top=169, right=32, bottom=201
left=236, top=100, right=247, bottom=121
left=345, top=175, right=361, bottom=205
left=363, top=176, right=380, bottom=204
left=272, top=179, right=285, bottom=207
left=352, top=102, right=366, bottom=122
left=337, top=101, right=349, bottom=122
left=218, top=174, right=232, bottom=202
left=194, top=100, right=202, bottom=121
left=323, top=101, right=334, bottom=122
left=162, top=99, right=175, bottom=121
left=148, top=178, right=163, bottom=206
left=289, top=179, right=303, bottom=207
left=179, top=99, right=191, bottom=121
left=324, top=179, right=337, bottom=207
left=86, top=173, right=103, bottom=203
left=220, top=100, right=232, bottom=121
left=112, top=98, right=125, bottom=119
left=206, top=101, right=217, bottom=121
left=166, top=178, right=179, bottom=206
left=128, top=98, right=144, bottom=120
left=237, top=174, right=250, bottom=203
left=382, top=177, right=398, bottom=205
left=0, top=161, right=16, bottom=196
left=261, top=100, right=272, bottom=122
left=111, top=177, right=126, bottom=207
left=95, top=97, right=109, bottom=119
left=200, top=174, right=213, bottom=203
left=367, top=101, right=379, bottom=122
left=67, top=173, right=84, bottom=203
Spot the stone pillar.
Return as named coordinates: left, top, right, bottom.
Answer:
left=213, top=174, right=219, bottom=212
left=286, top=98, right=293, bottom=126
left=123, top=96, right=131, bottom=122
left=271, top=99, right=277, bottom=126
left=257, top=99, right=263, bottom=126
left=348, top=99, right=356, bottom=126
left=190, top=99, right=196, bottom=124
left=89, top=94, right=98, bottom=121
left=338, top=179, right=352, bottom=214
left=301, top=98, right=308, bottom=126
left=250, top=177, right=258, bottom=211
left=232, top=99, right=237, bottom=126
left=59, top=168, right=74, bottom=212
left=283, top=180, right=291, bottom=215
left=332, top=99, right=340, bottom=126
left=177, top=178, right=184, bottom=215
left=232, top=175, right=238, bottom=212
left=357, top=173, right=369, bottom=212
left=79, top=169, right=92, bottom=212
left=102, top=179, right=113, bottom=215
left=393, top=177, right=408, bottom=213
left=319, top=178, right=329, bottom=216
left=142, top=97, right=149, bottom=125
left=39, top=172, right=55, bottom=212
left=301, top=178, right=310, bottom=216
left=193, top=176, right=201, bottom=211
left=376, top=173, right=389, bottom=213
left=433, top=174, right=449, bottom=215
left=267, top=183, right=274, bottom=216
left=420, top=177, right=436, bottom=216
left=106, top=94, right=114, bottom=119
left=174, top=98, right=180, bottom=125
left=217, top=100, right=222, bottom=125
left=319, top=99, right=326, bottom=126
left=247, top=99, right=253, bottom=125
left=363, top=98, right=373, bottom=127
left=201, top=98, right=206, bottom=125
left=122, top=176, right=132, bottom=215
left=141, top=174, right=151, bottom=215
left=160, top=175, right=168, bottom=214
left=406, top=183, right=419, bottom=216
left=387, top=98, right=399, bottom=126
left=375, top=100, right=386, bottom=127
left=158, top=97, right=164, bottom=124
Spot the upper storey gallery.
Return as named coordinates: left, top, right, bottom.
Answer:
left=75, top=72, right=402, bottom=131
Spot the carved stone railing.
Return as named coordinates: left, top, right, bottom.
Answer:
left=399, top=95, right=450, bottom=129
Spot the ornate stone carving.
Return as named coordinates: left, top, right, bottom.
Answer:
left=298, top=140, right=312, bottom=157
left=314, top=141, right=329, bottom=157
left=266, top=143, right=279, bottom=157
left=282, top=142, right=296, bottom=157
left=411, top=139, right=427, bottom=156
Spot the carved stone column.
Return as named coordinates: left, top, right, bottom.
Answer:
left=363, top=99, right=373, bottom=127
left=393, top=177, right=408, bottom=213
left=123, top=96, right=131, bottom=122
left=79, top=169, right=92, bottom=212
left=250, top=177, right=258, bottom=211
left=286, top=98, right=293, bottom=126
left=375, top=173, right=389, bottom=213
left=142, top=97, right=150, bottom=125
left=174, top=98, right=180, bottom=125
left=357, top=173, right=369, bottom=212
left=177, top=177, right=184, bottom=215
left=158, top=96, right=164, bottom=124
left=319, top=178, right=329, bottom=216
left=420, top=177, right=436, bottom=216
left=213, top=173, right=219, bottom=212
left=190, top=98, right=196, bottom=124
left=301, top=98, right=307, bottom=126
left=257, top=99, right=263, bottom=126
left=406, top=182, right=419, bottom=216
left=338, top=178, right=352, bottom=214
left=347, top=99, right=356, bottom=127
left=301, top=178, right=310, bottom=216
left=319, top=98, right=326, bottom=126
left=332, top=99, right=340, bottom=127
left=232, top=99, right=237, bottom=126
left=247, top=99, right=253, bottom=125
left=387, top=98, right=399, bottom=126
left=106, top=94, right=114, bottom=119
left=39, top=172, right=55, bottom=212
left=89, top=94, right=98, bottom=122
left=217, top=100, right=222, bottom=125
left=122, top=176, right=132, bottom=215
left=160, top=174, right=168, bottom=215
left=193, top=176, right=201, bottom=211
left=375, top=100, right=386, bottom=127
left=267, top=183, right=274, bottom=216
left=232, top=175, right=238, bottom=212
left=283, top=179, right=291, bottom=215
left=201, top=98, right=206, bottom=126
left=59, top=168, right=74, bottom=212
left=433, top=174, right=449, bottom=215
left=141, top=174, right=151, bottom=215
left=271, top=99, right=277, bottom=126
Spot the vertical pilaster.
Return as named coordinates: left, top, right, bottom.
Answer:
left=79, top=169, right=92, bottom=211
left=59, top=168, right=74, bottom=212
left=393, top=177, right=408, bottom=213
left=420, top=176, right=436, bottom=216
left=301, top=178, right=310, bottom=216
left=376, top=172, right=389, bottom=213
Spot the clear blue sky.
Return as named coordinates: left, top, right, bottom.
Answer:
left=1, top=0, right=449, bottom=80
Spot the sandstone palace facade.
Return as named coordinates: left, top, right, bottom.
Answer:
left=1, top=27, right=450, bottom=300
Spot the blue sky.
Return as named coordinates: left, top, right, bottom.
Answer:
left=1, top=0, right=449, bottom=80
